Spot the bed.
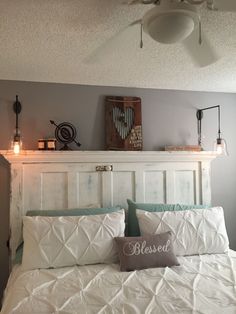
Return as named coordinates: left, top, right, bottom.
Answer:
left=2, top=251, right=236, bottom=313
left=1, top=150, right=236, bottom=314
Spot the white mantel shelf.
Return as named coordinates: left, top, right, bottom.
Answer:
left=0, top=150, right=218, bottom=164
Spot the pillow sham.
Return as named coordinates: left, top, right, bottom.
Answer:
left=136, top=207, right=229, bottom=256
left=14, top=206, right=121, bottom=265
left=22, top=210, right=125, bottom=270
left=115, top=232, right=179, bottom=271
left=127, top=199, right=209, bottom=237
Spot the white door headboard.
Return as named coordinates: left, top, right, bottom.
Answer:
left=2, top=150, right=217, bottom=259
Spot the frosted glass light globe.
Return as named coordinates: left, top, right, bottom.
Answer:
left=147, top=13, right=195, bottom=44
left=142, top=2, right=199, bottom=45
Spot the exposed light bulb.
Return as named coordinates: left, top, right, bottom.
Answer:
left=13, top=141, right=21, bottom=154
left=12, top=133, right=22, bottom=155
left=216, top=144, right=223, bottom=155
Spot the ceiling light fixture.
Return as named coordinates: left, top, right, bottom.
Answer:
left=196, top=105, right=228, bottom=155
left=12, top=95, right=22, bottom=155
left=142, top=1, right=201, bottom=44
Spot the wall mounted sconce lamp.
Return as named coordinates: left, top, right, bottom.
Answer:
left=196, top=105, right=228, bottom=155
left=12, top=95, right=22, bottom=154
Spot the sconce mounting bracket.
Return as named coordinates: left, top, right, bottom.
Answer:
left=13, top=95, right=22, bottom=114
left=196, top=109, right=203, bottom=121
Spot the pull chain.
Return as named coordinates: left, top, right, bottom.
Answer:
left=198, top=17, right=202, bottom=45
left=140, top=23, right=143, bottom=48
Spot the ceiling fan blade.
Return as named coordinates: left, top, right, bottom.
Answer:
left=85, top=20, right=141, bottom=64
left=207, top=0, right=236, bottom=11
left=127, top=0, right=142, bottom=4
left=183, top=28, right=219, bottom=67
left=125, top=0, right=156, bottom=4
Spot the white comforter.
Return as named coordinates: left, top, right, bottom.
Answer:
left=2, top=250, right=236, bottom=314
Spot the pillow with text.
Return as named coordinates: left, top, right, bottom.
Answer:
left=115, top=232, right=179, bottom=271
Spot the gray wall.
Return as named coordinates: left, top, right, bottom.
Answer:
left=0, top=80, right=235, bottom=249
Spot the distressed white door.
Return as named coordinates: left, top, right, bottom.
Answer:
left=23, top=161, right=200, bottom=213
left=110, top=162, right=200, bottom=207
left=23, top=163, right=104, bottom=213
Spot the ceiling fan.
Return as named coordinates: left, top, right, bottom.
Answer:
left=128, top=0, right=236, bottom=11
left=124, top=0, right=236, bottom=67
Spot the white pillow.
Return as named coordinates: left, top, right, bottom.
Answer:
left=22, top=210, right=125, bottom=270
left=136, top=207, right=229, bottom=256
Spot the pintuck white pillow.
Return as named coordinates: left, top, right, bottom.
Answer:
left=136, top=207, right=229, bottom=256
left=22, top=210, right=125, bottom=270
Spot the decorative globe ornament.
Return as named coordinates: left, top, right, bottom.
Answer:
left=50, top=120, right=81, bottom=150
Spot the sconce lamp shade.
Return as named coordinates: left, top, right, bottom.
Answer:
left=214, top=137, right=228, bottom=156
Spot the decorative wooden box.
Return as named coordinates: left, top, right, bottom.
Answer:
left=105, top=96, right=142, bottom=150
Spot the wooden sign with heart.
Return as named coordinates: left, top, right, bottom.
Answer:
left=105, top=96, right=142, bottom=150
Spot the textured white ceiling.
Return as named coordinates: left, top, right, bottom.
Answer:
left=0, top=0, right=236, bottom=92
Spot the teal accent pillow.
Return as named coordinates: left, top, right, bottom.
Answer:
left=13, top=242, right=24, bottom=265
left=12, top=207, right=121, bottom=265
left=127, top=199, right=209, bottom=237
left=26, top=206, right=120, bottom=217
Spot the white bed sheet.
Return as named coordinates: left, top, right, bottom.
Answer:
left=1, top=250, right=236, bottom=314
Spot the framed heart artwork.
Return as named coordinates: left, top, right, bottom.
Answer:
left=105, top=96, right=142, bottom=150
